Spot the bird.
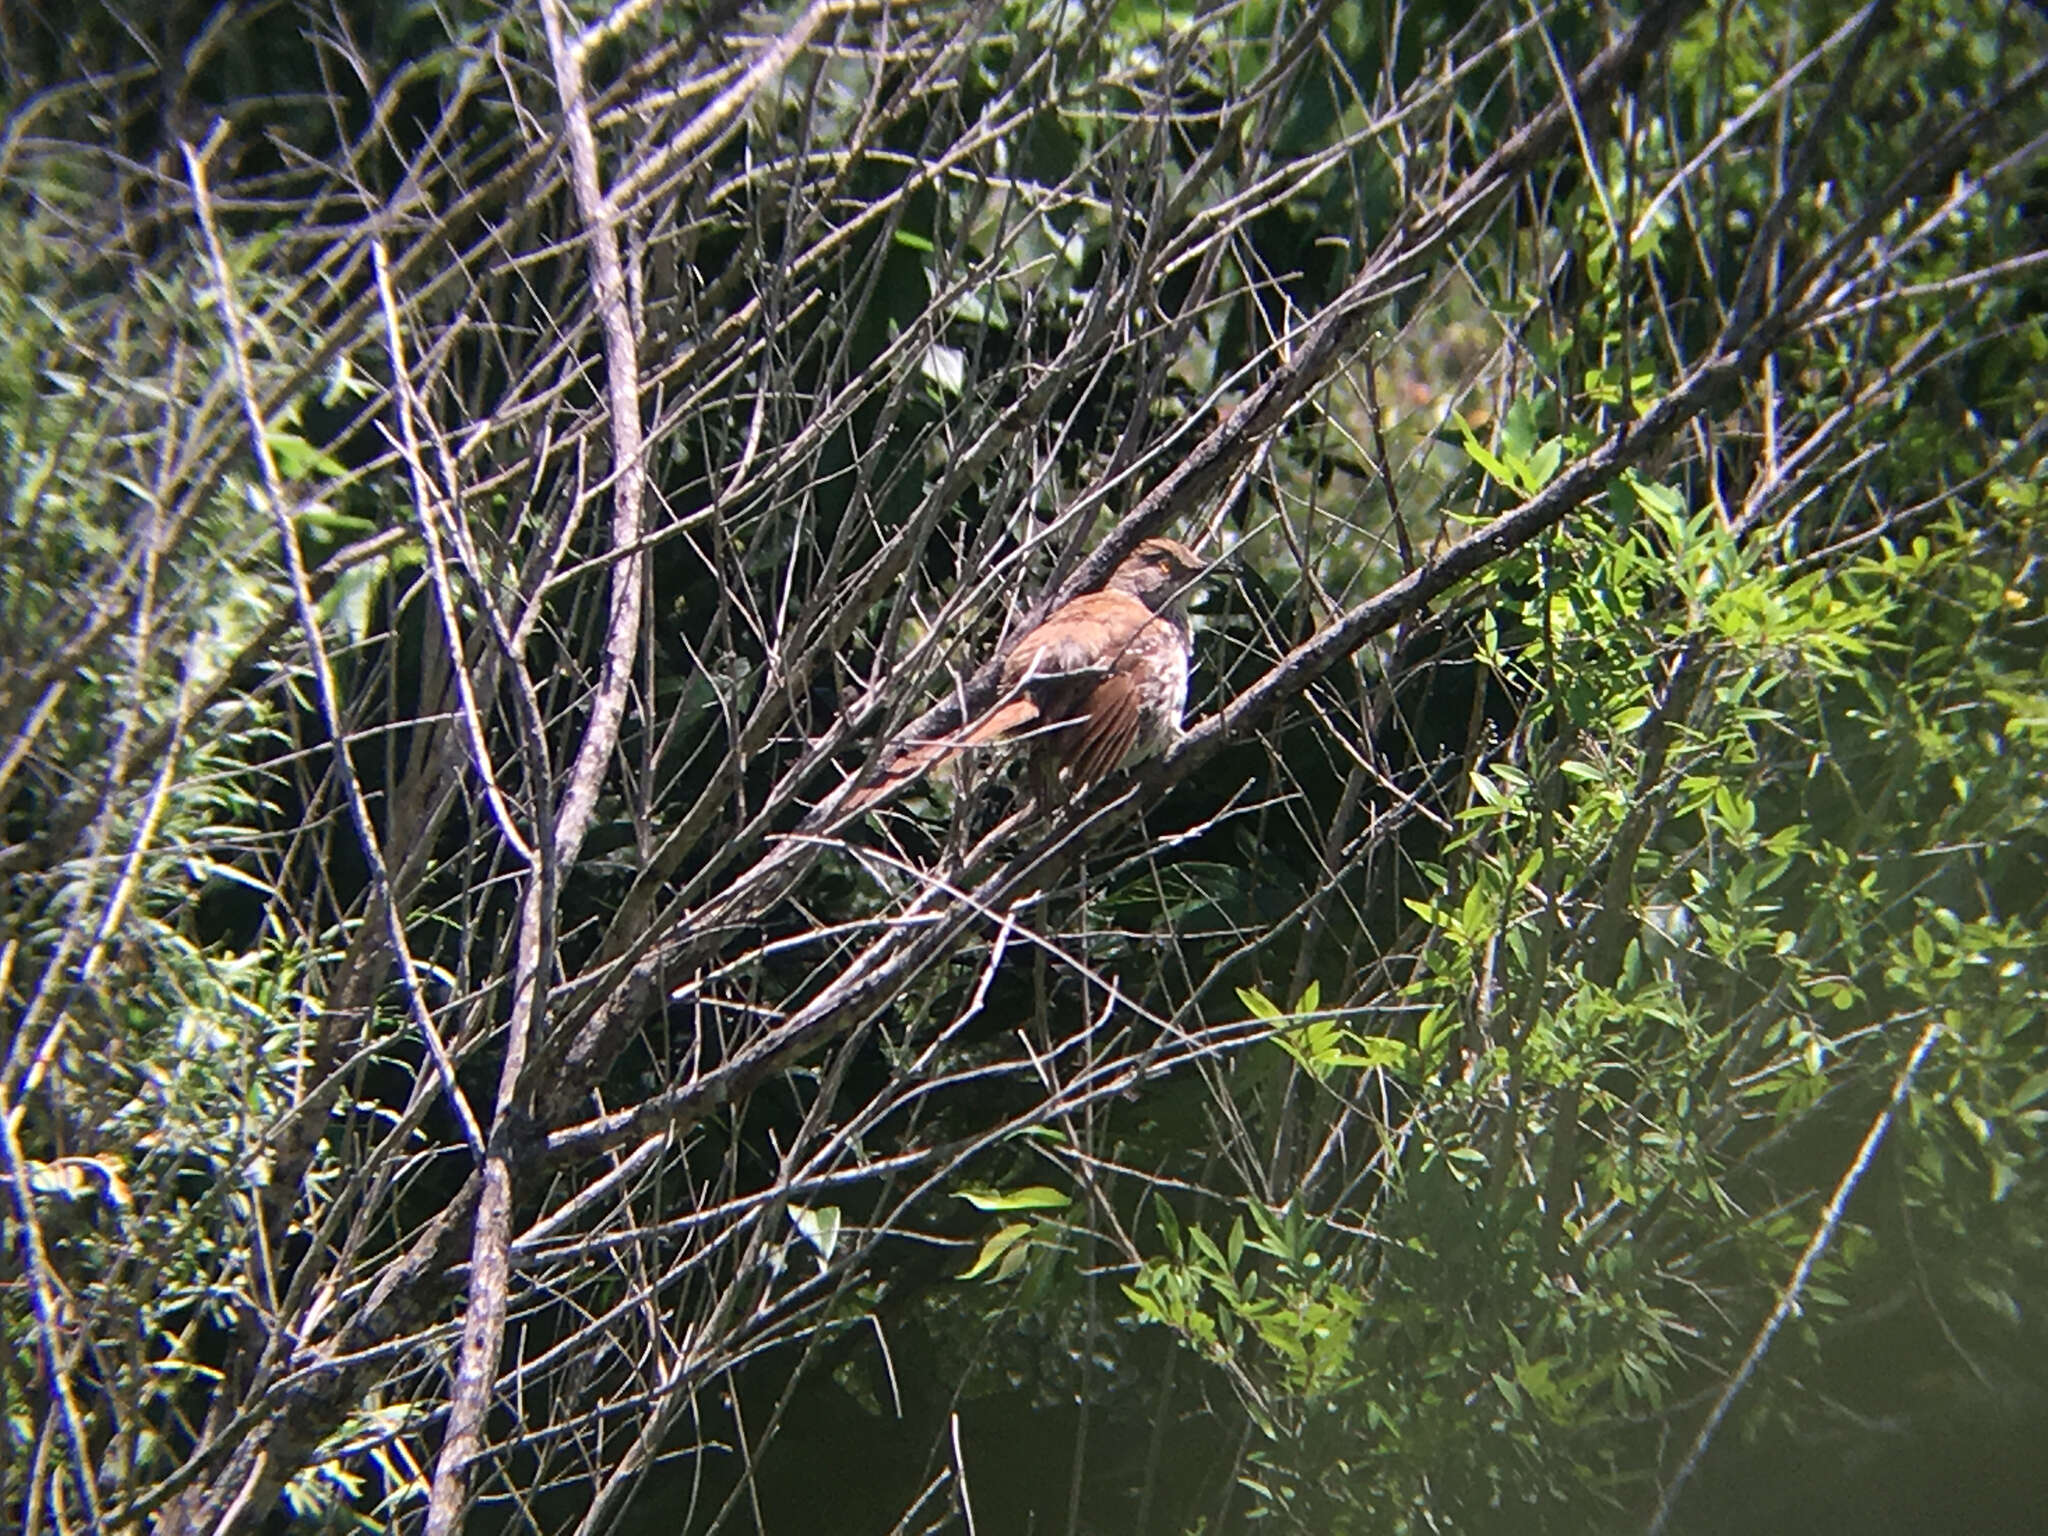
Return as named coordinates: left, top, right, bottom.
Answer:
left=840, top=537, right=1207, bottom=814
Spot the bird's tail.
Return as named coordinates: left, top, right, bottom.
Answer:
left=835, top=697, right=1040, bottom=815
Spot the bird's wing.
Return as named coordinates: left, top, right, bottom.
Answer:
left=1061, top=671, right=1143, bottom=787
left=1002, top=591, right=1151, bottom=687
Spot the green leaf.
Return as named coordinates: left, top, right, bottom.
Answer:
left=1952, top=1098, right=1992, bottom=1145
left=2010, top=1071, right=2048, bottom=1112
left=323, top=557, right=386, bottom=647
left=1331, top=1036, right=1410, bottom=1072
left=1990, top=1159, right=2019, bottom=1203
left=1153, top=1194, right=1182, bottom=1255
left=960, top=1221, right=1033, bottom=1280
left=1237, top=985, right=1282, bottom=1021
left=1500, top=398, right=1539, bottom=460
left=957, top=1185, right=1070, bottom=1212
left=1457, top=416, right=1518, bottom=491
left=1623, top=470, right=1685, bottom=517
left=921, top=342, right=966, bottom=396
left=266, top=428, right=344, bottom=482
left=788, top=1204, right=841, bottom=1262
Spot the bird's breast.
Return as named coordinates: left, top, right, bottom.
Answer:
left=1122, top=618, right=1190, bottom=760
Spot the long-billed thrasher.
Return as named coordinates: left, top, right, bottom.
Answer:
left=842, top=537, right=1205, bottom=813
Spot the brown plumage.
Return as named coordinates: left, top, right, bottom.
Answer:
left=842, top=538, right=1205, bottom=814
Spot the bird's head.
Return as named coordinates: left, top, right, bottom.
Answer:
left=1106, top=537, right=1207, bottom=611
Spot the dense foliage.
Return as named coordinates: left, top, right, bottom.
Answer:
left=3, top=0, right=2044, bottom=1532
